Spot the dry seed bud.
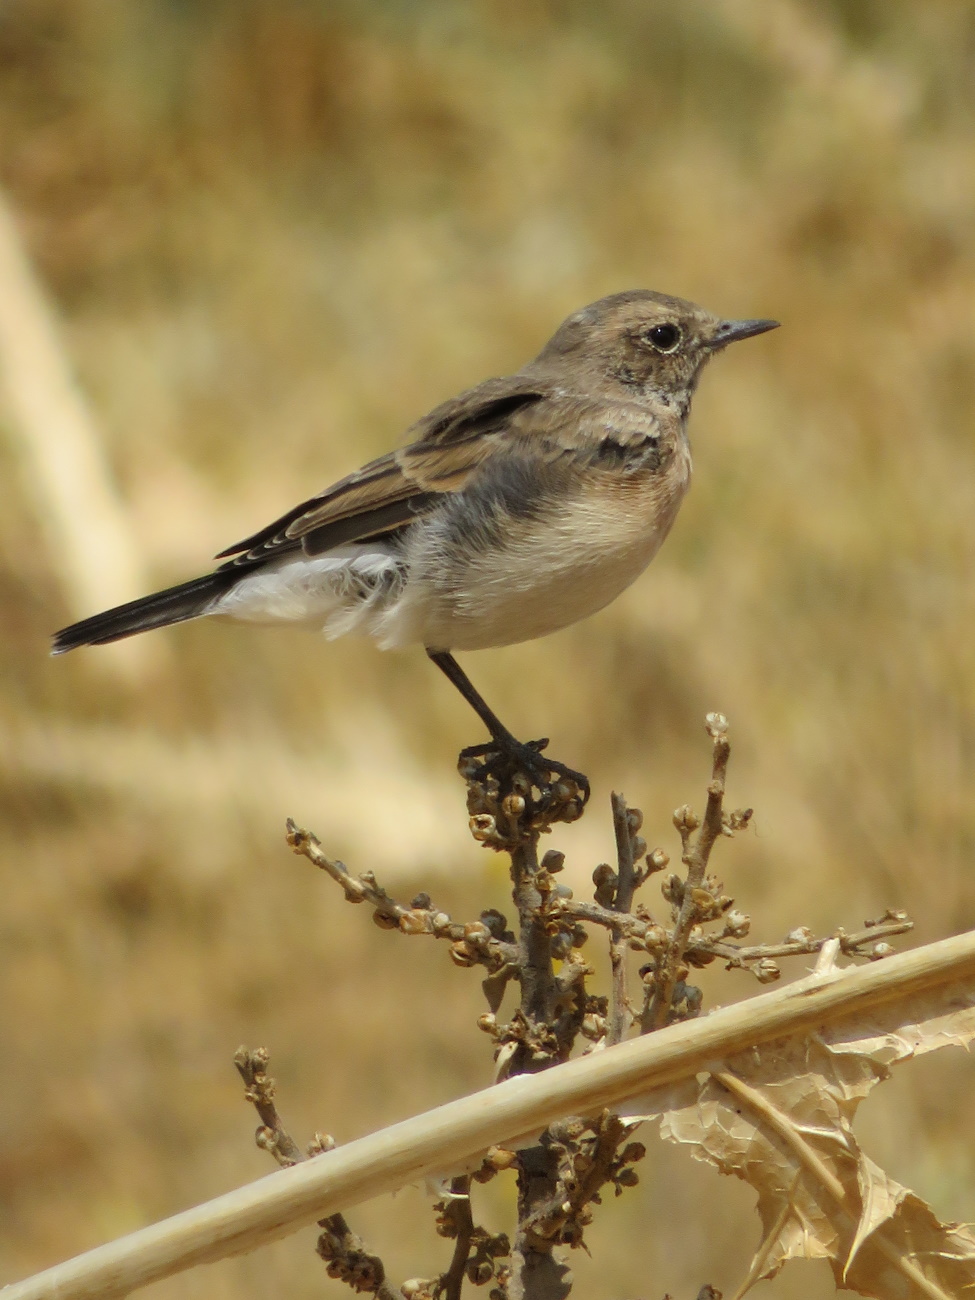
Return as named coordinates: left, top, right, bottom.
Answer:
left=480, top=908, right=508, bottom=935
left=631, top=835, right=647, bottom=860
left=563, top=799, right=584, bottom=821
left=307, top=1131, right=336, bottom=1155
left=626, top=807, right=644, bottom=834
left=645, top=924, right=666, bottom=948
left=705, top=711, right=729, bottom=737
left=648, top=847, right=669, bottom=871
left=673, top=804, right=699, bottom=832
left=255, top=1126, right=276, bottom=1151
left=616, top=1167, right=640, bottom=1187
left=785, top=926, right=814, bottom=945
left=477, top=1012, right=497, bottom=1034
left=869, top=942, right=895, bottom=959
left=754, top=958, right=781, bottom=983
left=373, top=910, right=398, bottom=929
left=470, top=815, right=498, bottom=843
left=485, top=1147, right=517, bottom=1172
left=467, top=1261, right=494, bottom=1285
left=431, top=912, right=452, bottom=932
left=661, top=873, right=684, bottom=904
left=449, top=942, right=476, bottom=968
left=581, top=1014, right=604, bottom=1039
left=686, top=946, right=717, bottom=967
left=541, top=849, right=566, bottom=873
left=724, top=910, right=750, bottom=938
left=728, top=807, right=753, bottom=831
left=593, top=863, right=616, bottom=887
left=621, top=1142, right=646, bottom=1163
left=502, top=793, right=526, bottom=817
left=464, top=920, right=490, bottom=941
left=554, top=882, right=573, bottom=899
left=398, top=911, right=428, bottom=935
left=411, top=892, right=432, bottom=909
left=402, top=1280, right=430, bottom=1298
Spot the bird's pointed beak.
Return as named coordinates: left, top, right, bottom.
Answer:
left=709, top=318, right=780, bottom=350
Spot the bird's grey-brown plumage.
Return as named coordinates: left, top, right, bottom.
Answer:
left=52, top=290, right=777, bottom=666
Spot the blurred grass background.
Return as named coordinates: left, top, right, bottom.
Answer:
left=1, top=1, right=974, bottom=1296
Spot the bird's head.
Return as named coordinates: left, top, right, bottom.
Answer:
left=533, top=290, right=778, bottom=412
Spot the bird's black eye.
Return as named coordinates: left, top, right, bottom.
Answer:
left=645, top=322, right=682, bottom=353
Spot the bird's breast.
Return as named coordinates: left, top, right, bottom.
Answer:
left=405, top=439, right=692, bottom=651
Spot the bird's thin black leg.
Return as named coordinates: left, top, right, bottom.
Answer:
left=426, top=649, right=589, bottom=807
left=426, top=650, right=523, bottom=749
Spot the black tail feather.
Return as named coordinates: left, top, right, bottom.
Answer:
left=51, top=571, right=238, bottom=654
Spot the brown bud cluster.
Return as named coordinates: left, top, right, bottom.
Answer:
left=316, top=1228, right=386, bottom=1294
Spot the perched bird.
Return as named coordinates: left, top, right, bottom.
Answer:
left=53, top=290, right=777, bottom=800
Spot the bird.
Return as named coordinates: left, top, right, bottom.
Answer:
left=53, top=290, right=778, bottom=804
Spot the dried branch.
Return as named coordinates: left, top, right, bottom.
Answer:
left=550, top=898, right=912, bottom=980
left=645, top=713, right=744, bottom=1030
left=11, top=928, right=975, bottom=1300
left=519, top=1112, right=646, bottom=1250
left=436, top=1177, right=477, bottom=1300
left=234, top=1045, right=398, bottom=1300
left=286, top=818, right=519, bottom=976
left=687, top=909, right=913, bottom=972
left=606, top=794, right=642, bottom=1045
left=11, top=713, right=931, bottom=1300
left=233, top=1046, right=304, bottom=1167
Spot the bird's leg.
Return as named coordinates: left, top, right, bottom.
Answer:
left=426, top=649, right=590, bottom=808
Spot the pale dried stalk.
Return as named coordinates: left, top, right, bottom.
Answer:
left=7, top=928, right=975, bottom=1300
left=0, top=188, right=155, bottom=675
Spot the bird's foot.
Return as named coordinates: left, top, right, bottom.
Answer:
left=458, top=735, right=589, bottom=845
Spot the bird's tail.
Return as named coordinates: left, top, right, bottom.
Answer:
left=51, top=571, right=238, bottom=654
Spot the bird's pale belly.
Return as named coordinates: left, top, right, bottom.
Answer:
left=411, top=480, right=687, bottom=651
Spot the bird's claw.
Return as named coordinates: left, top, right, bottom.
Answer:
left=458, top=735, right=590, bottom=831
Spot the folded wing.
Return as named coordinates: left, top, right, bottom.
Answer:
left=215, top=379, right=549, bottom=566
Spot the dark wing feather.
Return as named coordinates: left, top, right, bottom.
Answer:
left=215, top=379, right=549, bottom=567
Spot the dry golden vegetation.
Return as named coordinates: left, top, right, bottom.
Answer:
left=1, top=2, right=974, bottom=1297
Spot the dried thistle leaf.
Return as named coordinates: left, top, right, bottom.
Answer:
left=625, top=975, right=975, bottom=1297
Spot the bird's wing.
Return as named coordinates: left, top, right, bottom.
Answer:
left=215, top=376, right=549, bottom=566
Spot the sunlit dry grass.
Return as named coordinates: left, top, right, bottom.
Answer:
left=2, top=2, right=975, bottom=1296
